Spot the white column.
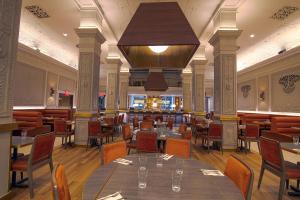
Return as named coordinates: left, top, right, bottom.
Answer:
left=209, top=29, right=242, bottom=149
left=74, top=28, right=105, bottom=145
left=119, top=71, right=129, bottom=110
left=0, top=0, right=22, bottom=197
left=181, top=73, right=192, bottom=112
left=190, top=59, right=207, bottom=116
left=105, top=58, right=122, bottom=114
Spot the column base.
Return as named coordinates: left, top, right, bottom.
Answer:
left=74, top=112, right=97, bottom=145
left=221, top=120, right=238, bottom=150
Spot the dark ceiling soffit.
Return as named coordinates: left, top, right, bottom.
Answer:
left=144, top=72, right=168, bottom=91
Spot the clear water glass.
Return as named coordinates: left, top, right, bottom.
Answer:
left=293, top=136, right=299, bottom=145
left=21, top=130, right=27, bottom=138
left=156, top=154, right=163, bottom=167
left=139, top=155, right=148, bottom=169
left=172, top=171, right=182, bottom=192
left=138, top=167, right=148, bottom=189
left=175, top=158, right=184, bottom=175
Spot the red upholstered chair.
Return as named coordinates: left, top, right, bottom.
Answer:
left=194, top=119, right=209, bottom=144
left=101, top=141, right=127, bottom=165
left=238, top=124, right=260, bottom=152
left=136, top=131, right=158, bottom=153
left=122, top=124, right=136, bottom=154
left=155, top=115, right=163, bottom=122
left=167, top=118, right=174, bottom=130
left=133, top=116, right=139, bottom=130
left=199, top=123, right=223, bottom=154
left=103, top=117, right=114, bottom=125
left=52, top=164, right=71, bottom=200
left=140, top=121, right=153, bottom=131
left=258, top=137, right=300, bottom=200
left=11, top=133, right=55, bottom=198
left=87, top=120, right=108, bottom=150
left=54, top=119, right=74, bottom=148
left=224, top=155, right=254, bottom=200
left=165, top=138, right=190, bottom=159
left=178, top=123, right=187, bottom=134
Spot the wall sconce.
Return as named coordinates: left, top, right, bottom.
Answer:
left=49, top=87, right=55, bottom=97
left=259, top=91, right=265, bottom=102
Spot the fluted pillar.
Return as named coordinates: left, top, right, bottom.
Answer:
left=74, top=28, right=105, bottom=145
left=119, top=71, right=129, bottom=110
left=0, top=0, right=22, bottom=197
left=105, top=58, right=122, bottom=115
left=181, top=73, right=192, bottom=112
left=191, top=59, right=207, bottom=116
left=209, top=29, right=242, bottom=149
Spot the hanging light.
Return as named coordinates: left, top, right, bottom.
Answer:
left=148, top=46, right=169, bottom=53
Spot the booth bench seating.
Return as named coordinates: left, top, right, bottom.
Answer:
left=238, top=113, right=271, bottom=125
left=13, top=111, right=51, bottom=137
left=43, top=109, right=72, bottom=120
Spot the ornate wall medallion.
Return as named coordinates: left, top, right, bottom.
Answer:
left=278, top=74, right=300, bottom=93
left=241, top=85, right=251, bottom=98
left=271, top=6, right=298, bottom=20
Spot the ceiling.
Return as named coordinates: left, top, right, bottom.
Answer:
left=18, top=0, right=300, bottom=85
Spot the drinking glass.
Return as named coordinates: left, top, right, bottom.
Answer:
left=138, top=167, right=148, bottom=189
left=293, top=136, right=299, bottom=145
left=156, top=154, right=163, bottom=167
left=21, top=130, right=27, bottom=138
left=172, top=171, right=182, bottom=192
left=139, top=155, right=148, bottom=169
left=175, top=158, right=184, bottom=175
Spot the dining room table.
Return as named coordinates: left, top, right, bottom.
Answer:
left=83, top=154, right=244, bottom=200
left=11, top=136, right=34, bottom=187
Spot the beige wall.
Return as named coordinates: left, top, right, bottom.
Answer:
left=14, top=44, right=77, bottom=108
left=237, top=46, right=300, bottom=113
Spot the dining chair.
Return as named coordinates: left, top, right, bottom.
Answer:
left=101, top=141, right=127, bottom=165
left=181, top=130, right=192, bottom=140
left=155, top=115, right=163, bottom=122
left=178, top=123, right=187, bottom=134
left=193, top=119, right=208, bottom=144
left=136, top=131, right=158, bottom=153
left=11, top=133, right=56, bottom=198
left=87, top=120, right=108, bottom=150
left=52, top=164, right=71, bottom=200
left=54, top=119, right=74, bottom=148
left=258, top=137, right=300, bottom=200
left=165, top=138, right=191, bottom=159
left=238, top=124, right=260, bottom=153
left=133, top=116, right=139, bottom=130
left=122, top=124, right=136, bottom=154
left=140, top=121, right=153, bottom=131
left=199, top=123, right=223, bottom=154
left=167, top=118, right=174, bottom=130
left=224, top=155, right=254, bottom=200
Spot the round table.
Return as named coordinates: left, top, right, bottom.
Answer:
left=83, top=154, right=243, bottom=200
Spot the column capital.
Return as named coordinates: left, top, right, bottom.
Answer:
left=106, top=57, right=122, bottom=66
left=190, top=59, right=208, bottom=67
left=75, top=28, right=106, bottom=54
left=190, top=59, right=207, bottom=74
left=208, top=29, right=242, bottom=54
left=119, top=71, right=130, bottom=81
left=181, top=73, right=192, bottom=82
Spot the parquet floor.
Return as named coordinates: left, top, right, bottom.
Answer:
left=10, top=138, right=300, bottom=200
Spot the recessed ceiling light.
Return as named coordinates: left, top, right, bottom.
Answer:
left=250, top=34, right=255, bottom=38
left=63, top=33, right=68, bottom=37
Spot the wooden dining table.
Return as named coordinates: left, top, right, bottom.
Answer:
left=83, top=154, right=243, bottom=200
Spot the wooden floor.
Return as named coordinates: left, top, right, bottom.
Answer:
left=10, top=139, right=300, bottom=200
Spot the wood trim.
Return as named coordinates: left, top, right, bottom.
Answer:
left=0, top=123, right=18, bottom=133
left=0, top=191, right=12, bottom=200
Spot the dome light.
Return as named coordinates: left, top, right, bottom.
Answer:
left=148, top=46, right=169, bottom=53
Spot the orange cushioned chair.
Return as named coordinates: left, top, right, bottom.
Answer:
left=140, top=121, right=153, bottom=131
left=133, top=116, right=139, bottom=130
left=224, top=155, right=254, bottom=200
left=181, top=130, right=192, bottom=140
left=54, top=119, right=74, bottom=148
left=165, top=138, right=190, bottom=159
left=101, top=141, right=127, bottom=165
left=87, top=120, right=109, bottom=150
left=238, top=124, right=260, bottom=153
left=52, top=164, right=71, bottom=200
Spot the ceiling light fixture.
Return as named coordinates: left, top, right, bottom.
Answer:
left=148, top=46, right=169, bottom=54
left=63, top=33, right=68, bottom=37
left=250, top=34, right=255, bottom=38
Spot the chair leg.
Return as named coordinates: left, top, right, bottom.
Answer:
left=49, top=159, right=54, bottom=172
left=297, top=179, right=300, bottom=188
left=286, top=179, right=289, bottom=189
left=86, top=138, right=90, bottom=151
left=194, top=134, right=197, bottom=144
left=128, top=148, right=131, bottom=155
left=278, top=177, right=285, bottom=200
left=207, top=139, right=210, bottom=153
left=220, top=141, right=223, bottom=155
left=28, top=169, right=34, bottom=198
left=258, top=164, right=265, bottom=189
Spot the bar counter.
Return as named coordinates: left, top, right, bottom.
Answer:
left=126, top=111, right=187, bottom=124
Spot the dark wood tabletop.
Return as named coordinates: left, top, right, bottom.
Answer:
left=281, top=142, right=300, bottom=154
left=133, top=129, right=182, bottom=141
left=83, top=154, right=243, bottom=200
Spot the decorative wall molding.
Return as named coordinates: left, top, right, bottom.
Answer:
left=241, top=85, right=251, bottom=97
left=278, top=74, right=300, bottom=93
left=271, top=6, right=298, bottom=21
